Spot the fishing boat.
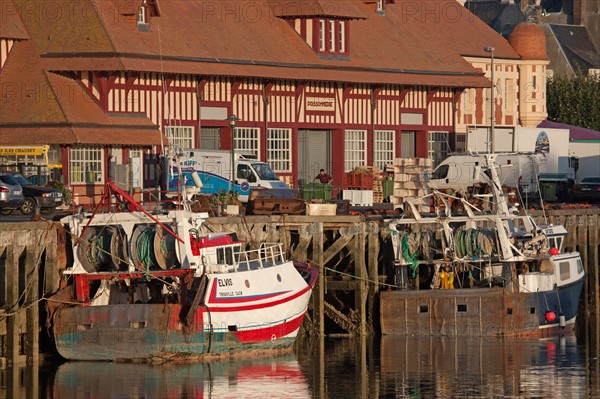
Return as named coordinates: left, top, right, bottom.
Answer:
left=49, top=181, right=317, bottom=361
left=380, top=154, right=585, bottom=336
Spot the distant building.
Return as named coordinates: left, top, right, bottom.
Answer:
left=463, top=0, right=526, bottom=37
left=463, top=0, right=600, bottom=76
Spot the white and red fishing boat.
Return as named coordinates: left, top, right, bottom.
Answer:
left=49, top=182, right=317, bottom=361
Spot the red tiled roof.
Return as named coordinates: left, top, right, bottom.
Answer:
left=23, top=0, right=520, bottom=88
left=0, top=126, right=164, bottom=145
left=0, top=41, right=162, bottom=146
left=0, top=0, right=29, bottom=39
left=269, top=0, right=370, bottom=19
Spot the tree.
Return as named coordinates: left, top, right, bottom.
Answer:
left=546, top=75, right=600, bottom=131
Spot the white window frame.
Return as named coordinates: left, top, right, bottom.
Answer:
left=234, top=127, right=260, bottom=158
left=165, top=126, right=194, bottom=149
left=329, top=20, right=336, bottom=52
left=428, top=131, right=449, bottom=167
left=70, top=146, right=104, bottom=184
left=344, top=130, right=367, bottom=172
left=339, top=21, right=345, bottom=52
left=374, top=130, right=395, bottom=170
left=267, top=128, right=292, bottom=172
left=319, top=19, right=325, bottom=51
left=137, top=6, right=146, bottom=24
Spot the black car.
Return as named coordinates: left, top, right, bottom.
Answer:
left=10, top=173, right=63, bottom=215
left=571, top=177, right=600, bottom=202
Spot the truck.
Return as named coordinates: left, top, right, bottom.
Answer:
left=166, top=149, right=291, bottom=202
left=429, top=128, right=576, bottom=202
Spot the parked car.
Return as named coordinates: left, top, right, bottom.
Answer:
left=0, top=173, right=25, bottom=216
left=10, top=173, right=63, bottom=215
left=571, top=177, right=600, bottom=202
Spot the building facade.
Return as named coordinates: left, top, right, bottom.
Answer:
left=0, top=0, right=549, bottom=204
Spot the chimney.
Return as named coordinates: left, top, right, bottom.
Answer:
left=573, top=0, right=583, bottom=25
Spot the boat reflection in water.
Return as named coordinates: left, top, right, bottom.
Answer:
left=380, top=335, right=586, bottom=398
left=50, top=354, right=310, bottom=399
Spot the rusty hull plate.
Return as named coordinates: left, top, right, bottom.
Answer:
left=380, top=288, right=540, bottom=336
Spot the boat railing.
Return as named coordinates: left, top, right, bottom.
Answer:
left=236, top=243, right=286, bottom=270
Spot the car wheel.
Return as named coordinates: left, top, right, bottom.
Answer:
left=0, top=208, right=15, bottom=216
left=20, top=198, right=36, bottom=215
left=40, top=206, right=56, bottom=215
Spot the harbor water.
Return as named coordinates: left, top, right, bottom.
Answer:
left=2, top=331, right=598, bottom=398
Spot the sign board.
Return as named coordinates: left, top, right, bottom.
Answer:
left=0, top=146, right=47, bottom=156
left=306, top=96, right=335, bottom=113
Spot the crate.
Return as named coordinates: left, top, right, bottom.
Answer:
left=302, top=183, right=332, bottom=201
left=344, top=173, right=374, bottom=190
left=395, top=181, right=421, bottom=190
left=342, top=190, right=374, bottom=206
left=306, top=203, right=337, bottom=216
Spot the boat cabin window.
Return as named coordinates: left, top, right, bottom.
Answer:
left=217, top=245, right=242, bottom=265
left=548, top=237, right=563, bottom=252
left=217, top=247, right=236, bottom=265
left=577, top=259, right=583, bottom=274
left=559, top=262, right=570, bottom=281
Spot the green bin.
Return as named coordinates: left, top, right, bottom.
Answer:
left=382, top=179, right=394, bottom=200
left=540, top=182, right=557, bottom=202
left=302, top=183, right=332, bottom=201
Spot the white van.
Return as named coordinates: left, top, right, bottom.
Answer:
left=167, top=149, right=290, bottom=202
left=428, top=153, right=540, bottom=195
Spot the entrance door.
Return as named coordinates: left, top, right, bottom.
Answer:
left=298, top=130, right=331, bottom=186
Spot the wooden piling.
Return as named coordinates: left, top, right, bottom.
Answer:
left=367, top=221, right=380, bottom=333
left=355, top=222, right=367, bottom=336
left=312, top=222, right=324, bottom=336
left=1, top=222, right=61, bottom=367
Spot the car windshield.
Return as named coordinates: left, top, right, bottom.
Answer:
left=0, top=174, right=20, bottom=185
left=432, top=164, right=449, bottom=180
left=582, top=177, right=600, bottom=183
left=13, top=174, right=32, bottom=186
left=251, top=163, right=278, bottom=180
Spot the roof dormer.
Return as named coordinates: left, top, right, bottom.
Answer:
left=363, top=0, right=396, bottom=15
left=273, top=2, right=367, bottom=59
left=136, top=0, right=161, bottom=31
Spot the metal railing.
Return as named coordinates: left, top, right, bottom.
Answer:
left=236, top=243, right=286, bottom=271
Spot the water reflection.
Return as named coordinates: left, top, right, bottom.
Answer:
left=36, top=354, right=309, bottom=399
left=378, top=335, right=589, bottom=398
left=1, top=334, right=598, bottom=399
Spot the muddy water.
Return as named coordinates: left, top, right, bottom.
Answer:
left=2, top=333, right=599, bottom=398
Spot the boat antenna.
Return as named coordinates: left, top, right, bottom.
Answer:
left=157, top=21, right=166, bottom=151
left=533, top=160, right=548, bottom=225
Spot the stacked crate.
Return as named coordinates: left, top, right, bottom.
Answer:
left=387, top=158, right=433, bottom=211
left=365, top=166, right=384, bottom=203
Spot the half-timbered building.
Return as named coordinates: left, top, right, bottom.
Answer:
left=0, top=0, right=549, bottom=203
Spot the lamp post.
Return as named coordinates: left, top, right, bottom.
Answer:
left=226, top=113, right=239, bottom=193
left=484, top=46, right=495, bottom=154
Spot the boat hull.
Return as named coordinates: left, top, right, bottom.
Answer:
left=53, top=264, right=317, bottom=361
left=380, top=277, right=584, bottom=337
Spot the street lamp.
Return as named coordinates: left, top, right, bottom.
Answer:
left=484, top=46, right=495, bottom=154
left=225, top=113, right=239, bottom=193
